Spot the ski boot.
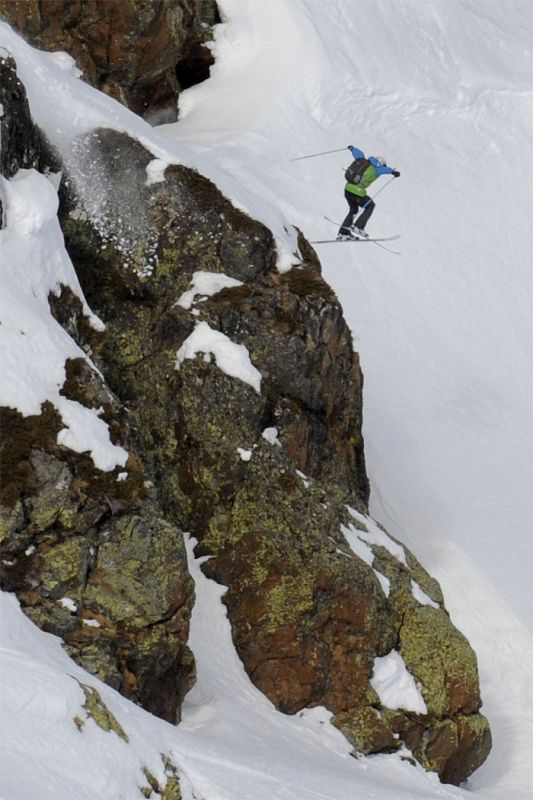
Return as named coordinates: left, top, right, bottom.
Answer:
left=350, top=226, right=369, bottom=239
left=337, top=227, right=356, bottom=241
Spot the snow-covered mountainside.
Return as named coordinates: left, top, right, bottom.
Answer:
left=0, top=1, right=532, bottom=799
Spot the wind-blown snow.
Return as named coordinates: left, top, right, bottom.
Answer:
left=0, top=19, right=300, bottom=272
left=0, top=0, right=532, bottom=797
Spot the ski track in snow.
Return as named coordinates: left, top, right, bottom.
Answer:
left=1, top=1, right=532, bottom=798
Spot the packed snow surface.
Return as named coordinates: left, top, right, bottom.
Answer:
left=1, top=0, right=532, bottom=798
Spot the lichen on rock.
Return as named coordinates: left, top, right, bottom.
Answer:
left=77, top=681, right=129, bottom=741
left=140, top=756, right=183, bottom=800
left=399, top=606, right=481, bottom=717
left=51, top=125, right=491, bottom=783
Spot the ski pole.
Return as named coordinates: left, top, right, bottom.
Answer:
left=290, top=147, right=347, bottom=162
left=362, top=176, right=397, bottom=207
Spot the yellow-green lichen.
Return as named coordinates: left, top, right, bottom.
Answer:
left=457, top=712, right=491, bottom=738
left=39, top=537, right=87, bottom=593
left=116, top=330, right=145, bottom=367
left=399, top=606, right=480, bottom=717
left=57, top=505, right=76, bottom=529
left=262, top=574, right=314, bottom=634
left=404, top=550, right=444, bottom=607
left=140, top=756, right=182, bottom=799
left=160, top=776, right=181, bottom=800
left=31, top=499, right=62, bottom=531
left=0, top=500, right=24, bottom=543
left=334, top=706, right=398, bottom=754
left=251, top=559, right=269, bottom=586
left=202, top=512, right=243, bottom=553
left=78, top=682, right=128, bottom=741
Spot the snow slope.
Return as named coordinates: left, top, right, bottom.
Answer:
left=1, top=1, right=532, bottom=798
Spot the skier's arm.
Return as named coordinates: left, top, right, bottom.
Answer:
left=375, top=164, right=399, bottom=177
left=348, top=145, right=364, bottom=159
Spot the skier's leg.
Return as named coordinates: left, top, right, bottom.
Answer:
left=354, top=199, right=375, bottom=231
left=339, top=191, right=359, bottom=234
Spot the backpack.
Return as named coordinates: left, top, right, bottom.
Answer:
left=345, top=157, right=370, bottom=184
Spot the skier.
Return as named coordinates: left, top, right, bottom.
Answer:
left=337, top=146, right=400, bottom=240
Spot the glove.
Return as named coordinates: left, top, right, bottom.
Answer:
left=348, top=145, right=354, bottom=150
left=392, top=170, right=400, bottom=177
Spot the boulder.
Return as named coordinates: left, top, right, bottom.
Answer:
left=52, top=126, right=491, bottom=783
left=0, top=0, right=219, bottom=121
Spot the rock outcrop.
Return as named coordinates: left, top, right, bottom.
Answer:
left=0, top=57, right=491, bottom=785
left=0, top=55, right=195, bottom=723
left=0, top=0, right=219, bottom=121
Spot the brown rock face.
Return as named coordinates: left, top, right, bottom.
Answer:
left=0, top=0, right=219, bottom=121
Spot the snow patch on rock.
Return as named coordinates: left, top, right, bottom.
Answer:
left=175, top=321, right=261, bottom=393
left=347, top=507, right=407, bottom=565
left=411, top=579, right=439, bottom=609
left=371, top=651, right=428, bottom=715
left=176, top=270, right=243, bottom=310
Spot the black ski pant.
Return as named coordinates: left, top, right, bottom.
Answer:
left=339, top=190, right=375, bottom=232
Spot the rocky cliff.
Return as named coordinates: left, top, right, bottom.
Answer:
left=0, top=41, right=491, bottom=788
left=0, top=0, right=219, bottom=121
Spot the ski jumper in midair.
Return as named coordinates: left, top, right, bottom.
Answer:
left=338, top=146, right=400, bottom=240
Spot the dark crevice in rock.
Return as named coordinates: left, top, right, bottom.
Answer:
left=175, top=0, right=221, bottom=92
left=175, top=43, right=214, bottom=91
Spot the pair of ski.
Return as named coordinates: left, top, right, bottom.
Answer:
left=312, top=217, right=401, bottom=254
